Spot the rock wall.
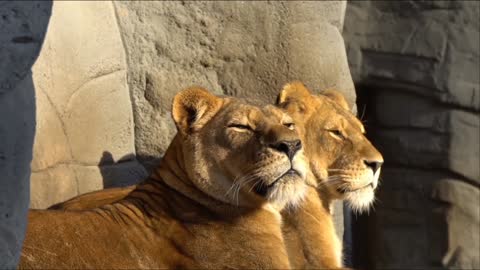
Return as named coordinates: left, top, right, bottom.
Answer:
left=29, top=2, right=146, bottom=209
left=0, top=1, right=51, bottom=267
left=111, top=1, right=354, bottom=166
left=343, top=1, right=479, bottom=269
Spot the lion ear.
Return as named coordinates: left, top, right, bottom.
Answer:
left=172, top=87, right=222, bottom=134
left=276, top=81, right=313, bottom=114
left=321, top=89, right=350, bottom=111
left=276, top=81, right=312, bottom=104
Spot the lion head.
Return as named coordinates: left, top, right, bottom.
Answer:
left=277, top=82, right=383, bottom=213
left=171, top=87, right=309, bottom=209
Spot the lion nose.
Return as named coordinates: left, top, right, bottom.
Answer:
left=270, top=139, right=302, bottom=160
left=364, top=160, right=383, bottom=174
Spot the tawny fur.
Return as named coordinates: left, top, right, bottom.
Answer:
left=277, top=82, right=383, bottom=269
left=19, top=87, right=310, bottom=269
left=39, top=83, right=383, bottom=270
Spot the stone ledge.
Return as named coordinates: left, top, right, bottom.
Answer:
left=371, top=90, right=479, bottom=131
left=372, top=127, right=479, bottom=182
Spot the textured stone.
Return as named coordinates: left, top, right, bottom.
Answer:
left=0, top=78, right=37, bottom=268
left=344, top=0, right=480, bottom=111
left=0, top=1, right=51, bottom=267
left=372, top=90, right=472, bottom=132
left=373, top=124, right=479, bottom=184
left=369, top=90, right=480, bottom=182
left=63, top=71, right=134, bottom=164
left=113, top=1, right=354, bottom=163
left=287, top=21, right=356, bottom=109
left=28, top=1, right=138, bottom=207
left=30, top=84, right=71, bottom=171
left=0, top=2, right=51, bottom=93
left=30, top=165, right=78, bottom=210
left=30, top=161, right=147, bottom=209
left=371, top=168, right=479, bottom=269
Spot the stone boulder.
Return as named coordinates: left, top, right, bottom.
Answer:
left=29, top=1, right=146, bottom=209
left=112, top=1, right=354, bottom=165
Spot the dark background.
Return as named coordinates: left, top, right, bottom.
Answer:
left=344, top=1, right=479, bottom=269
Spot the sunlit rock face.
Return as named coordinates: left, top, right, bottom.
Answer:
left=28, top=2, right=145, bottom=209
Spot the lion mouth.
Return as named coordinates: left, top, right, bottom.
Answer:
left=337, top=182, right=374, bottom=194
left=253, top=169, right=300, bottom=196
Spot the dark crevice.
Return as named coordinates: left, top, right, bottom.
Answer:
left=381, top=164, right=480, bottom=189
left=11, top=36, right=35, bottom=43
left=358, top=78, right=480, bottom=114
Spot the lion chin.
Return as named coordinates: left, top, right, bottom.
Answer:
left=342, top=167, right=381, bottom=214
left=261, top=150, right=308, bottom=209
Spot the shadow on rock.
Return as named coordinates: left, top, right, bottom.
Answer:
left=98, top=151, right=149, bottom=189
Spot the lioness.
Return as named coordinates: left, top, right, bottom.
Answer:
left=46, top=82, right=384, bottom=269
left=19, top=87, right=310, bottom=269
left=278, top=82, right=383, bottom=269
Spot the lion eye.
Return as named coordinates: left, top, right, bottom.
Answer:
left=328, top=129, right=345, bottom=139
left=284, top=122, right=295, bottom=130
left=228, top=123, right=253, bottom=131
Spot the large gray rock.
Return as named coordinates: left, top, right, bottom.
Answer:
left=112, top=1, right=354, bottom=165
left=372, top=168, right=479, bottom=269
left=0, top=1, right=52, bottom=267
left=28, top=1, right=145, bottom=209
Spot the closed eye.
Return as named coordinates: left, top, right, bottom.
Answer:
left=328, top=129, right=345, bottom=140
left=227, top=123, right=253, bottom=131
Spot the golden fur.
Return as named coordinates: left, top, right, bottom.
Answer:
left=278, top=82, right=383, bottom=269
left=41, top=82, right=383, bottom=269
left=48, top=186, right=135, bottom=210
left=19, top=87, right=310, bottom=269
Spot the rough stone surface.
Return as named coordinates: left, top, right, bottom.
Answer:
left=371, top=168, right=479, bottom=269
left=28, top=1, right=143, bottom=209
left=345, top=1, right=480, bottom=111
left=370, top=91, right=479, bottom=182
left=0, top=1, right=51, bottom=267
left=112, top=1, right=354, bottom=164
left=344, top=1, right=480, bottom=269
left=30, top=161, right=147, bottom=209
